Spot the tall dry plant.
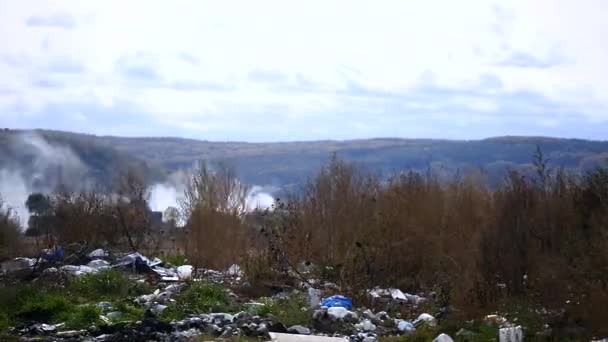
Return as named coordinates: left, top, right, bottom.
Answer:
left=181, top=161, right=250, bottom=269
left=0, top=194, right=22, bottom=260
left=112, top=167, right=153, bottom=251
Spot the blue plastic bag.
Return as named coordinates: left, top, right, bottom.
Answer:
left=41, top=245, right=64, bottom=262
left=321, top=295, right=353, bottom=309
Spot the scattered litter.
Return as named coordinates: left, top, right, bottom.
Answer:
left=499, top=326, right=523, bottom=342
left=88, top=249, right=109, bottom=259
left=356, top=319, right=376, bottom=332
left=34, top=323, right=65, bottom=333
left=327, top=307, right=349, bottom=320
left=60, top=264, right=99, bottom=276
left=96, top=302, right=113, bottom=312
left=1, top=257, right=35, bottom=275
left=433, top=333, right=455, bottom=342
left=414, top=313, right=436, bottom=327
left=287, top=325, right=311, bottom=335
left=485, top=314, right=510, bottom=328
left=177, top=265, right=194, bottom=280
left=321, top=295, right=353, bottom=309
left=115, top=253, right=162, bottom=272
left=151, top=304, right=168, bottom=314
left=397, top=320, right=415, bottom=333
left=87, top=259, right=111, bottom=270
left=106, top=311, right=123, bottom=319
left=227, top=264, right=243, bottom=277
left=269, top=332, right=348, bottom=341
left=308, top=288, right=322, bottom=307
left=41, top=245, right=64, bottom=261
left=390, top=288, right=407, bottom=302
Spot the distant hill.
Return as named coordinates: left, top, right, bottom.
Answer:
left=2, top=129, right=608, bottom=189
left=97, top=133, right=608, bottom=187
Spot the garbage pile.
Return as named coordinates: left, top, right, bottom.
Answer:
left=0, top=248, right=539, bottom=342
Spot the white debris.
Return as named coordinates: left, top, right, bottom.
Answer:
left=361, top=319, right=376, bottom=332
left=151, top=304, right=168, bottom=314
left=88, top=249, right=108, bottom=259
left=87, top=259, right=111, bottom=270
left=308, top=287, right=322, bottom=307
left=390, top=288, right=407, bottom=302
left=60, top=265, right=99, bottom=276
left=327, top=307, right=349, bottom=320
left=414, top=313, right=436, bottom=326
left=269, top=333, right=348, bottom=341
left=433, top=333, right=455, bottom=342
left=227, top=264, right=243, bottom=277
left=1, top=257, right=35, bottom=273
left=38, top=323, right=64, bottom=332
left=405, top=293, right=426, bottom=305
left=485, top=314, right=511, bottom=328
left=177, top=265, right=194, bottom=280
left=499, top=326, right=523, bottom=342
left=397, top=320, right=415, bottom=332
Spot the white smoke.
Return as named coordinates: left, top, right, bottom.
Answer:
left=0, top=169, right=30, bottom=227
left=0, top=132, right=89, bottom=227
left=148, top=172, right=276, bottom=222
left=246, top=186, right=275, bottom=211
left=0, top=132, right=278, bottom=228
left=149, top=183, right=180, bottom=213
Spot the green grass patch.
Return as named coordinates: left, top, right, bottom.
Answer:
left=258, top=292, right=311, bottom=327
left=67, top=269, right=153, bottom=302
left=0, top=269, right=154, bottom=334
left=15, top=288, right=72, bottom=322
left=110, top=301, right=146, bottom=323
left=162, top=281, right=233, bottom=320
left=60, top=304, right=102, bottom=330
left=0, top=311, right=11, bottom=332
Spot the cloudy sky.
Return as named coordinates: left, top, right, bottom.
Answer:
left=1, top=0, right=607, bottom=141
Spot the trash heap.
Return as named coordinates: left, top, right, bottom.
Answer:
left=0, top=249, right=558, bottom=342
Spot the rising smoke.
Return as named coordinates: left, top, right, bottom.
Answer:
left=0, top=132, right=89, bottom=226
left=148, top=171, right=276, bottom=223
left=0, top=132, right=275, bottom=228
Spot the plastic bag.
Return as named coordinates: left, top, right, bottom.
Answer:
left=321, top=295, right=353, bottom=309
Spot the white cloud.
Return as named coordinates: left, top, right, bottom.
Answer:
left=0, top=0, right=607, bottom=140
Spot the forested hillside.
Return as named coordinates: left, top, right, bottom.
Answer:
left=2, top=129, right=608, bottom=188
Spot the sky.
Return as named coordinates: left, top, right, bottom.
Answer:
left=1, top=0, right=607, bottom=141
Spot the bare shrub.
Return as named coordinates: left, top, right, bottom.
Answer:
left=0, top=195, right=22, bottom=260
left=181, top=161, right=250, bottom=269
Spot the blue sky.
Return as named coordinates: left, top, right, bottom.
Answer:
left=1, top=0, right=607, bottom=141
